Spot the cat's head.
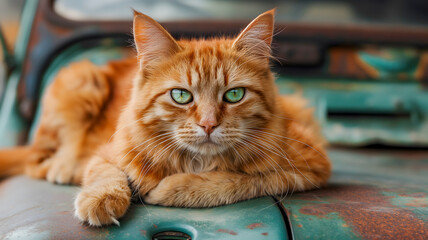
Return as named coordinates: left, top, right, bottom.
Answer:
left=132, top=10, right=278, bottom=156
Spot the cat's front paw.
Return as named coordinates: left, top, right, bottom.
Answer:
left=144, top=173, right=197, bottom=207
left=74, top=186, right=131, bottom=226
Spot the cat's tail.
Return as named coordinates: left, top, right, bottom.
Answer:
left=0, top=146, right=33, bottom=178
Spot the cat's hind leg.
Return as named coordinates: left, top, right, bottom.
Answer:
left=29, top=60, right=111, bottom=184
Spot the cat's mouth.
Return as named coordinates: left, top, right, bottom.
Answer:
left=199, top=137, right=218, bottom=145
left=198, top=137, right=220, bottom=147
left=183, top=136, right=227, bottom=155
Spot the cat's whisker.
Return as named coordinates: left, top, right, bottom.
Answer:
left=126, top=133, right=175, bottom=195
left=239, top=135, right=299, bottom=208
left=243, top=130, right=318, bottom=189
left=249, top=128, right=321, bottom=173
left=234, top=139, right=277, bottom=189
left=135, top=140, right=181, bottom=196
left=252, top=130, right=312, bottom=173
left=122, top=132, right=175, bottom=174
left=232, top=139, right=275, bottom=199
left=139, top=137, right=181, bottom=180
left=124, top=134, right=178, bottom=203
left=241, top=131, right=293, bottom=187
left=268, top=112, right=301, bottom=122
left=242, top=129, right=310, bottom=170
left=228, top=137, right=251, bottom=166
left=133, top=137, right=177, bottom=182
left=251, top=128, right=328, bottom=160
left=107, top=118, right=143, bottom=144
left=236, top=136, right=283, bottom=183
left=241, top=128, right=318, bottom=192
left=241, top=131, right=305, bottom=201
left=238, top=137, right=288, bottom=198
left=217, top=149, right=228, bottom=167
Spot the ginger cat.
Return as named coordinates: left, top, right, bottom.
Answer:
left=0, top=9, right=331, bottom=226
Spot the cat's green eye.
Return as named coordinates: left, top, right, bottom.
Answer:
left=171, top=89, right=193, bottom=104
left=224, top=87, right=245, bottom=103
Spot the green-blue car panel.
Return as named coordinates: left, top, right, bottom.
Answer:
left=281, top=148, right=428, bottom=240
left=276, top=78, right=428, bottom=146
left=0, top=176, right=287, bottom=240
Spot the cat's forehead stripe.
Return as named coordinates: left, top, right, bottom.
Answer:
left=186, top=68, right=192, bottom=86
left=223, top=68, right=229, bottom=86
left=183, top=46, right=231, bottom=89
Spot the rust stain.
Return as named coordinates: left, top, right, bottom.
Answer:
left=140, top=230, right=147, bottom=236
left=217, top=229, right=237, bottom=235
left=295, top=185, right=427, bottom=240
left=246, top=223, right=264, bottom=229
left=297, top=224, right=303, bottom=228
left=299, top=205, right=331, bottom=218
left=261, top=232, right=269, bottom=236
left=399, top=192, right=426, bottom=198
left=404, top=199, right=428, bottom=208
left=153, top=224, right=158, bottom=228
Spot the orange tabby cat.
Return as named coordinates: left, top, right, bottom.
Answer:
left=0, top=9, right=331, bottom=226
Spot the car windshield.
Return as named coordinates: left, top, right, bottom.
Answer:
left=55, top=0, right=428, bottom=28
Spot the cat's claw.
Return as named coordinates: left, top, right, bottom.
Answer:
left=74, top=187, right=130, bottom=226
left=110, top=217, right=120, bottom=227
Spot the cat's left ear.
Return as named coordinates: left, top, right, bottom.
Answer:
left=133, top=10, right=181, bottom=68
left=232, top=9, right=275, bottom=60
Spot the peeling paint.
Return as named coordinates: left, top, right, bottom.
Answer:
left=282, top=148, right=428, bottom=240
left=246, top=223, right=264, bottom=229
left=217, top=229, right=237, bottom=235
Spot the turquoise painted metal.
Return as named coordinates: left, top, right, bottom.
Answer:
left=0, top=176, right=287, bottom=240
left=357, top=48, right=419, bottom=79
left=281, top=148, right=428, bottom=240
left=276, top=78, right=428, bottom=146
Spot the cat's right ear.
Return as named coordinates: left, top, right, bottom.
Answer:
left=232, top=9, right=275, bottom=61
left=133, top=11, right=181, bottom=68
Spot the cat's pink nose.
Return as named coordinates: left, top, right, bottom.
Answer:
left=197, top=121, right=219, bottom=135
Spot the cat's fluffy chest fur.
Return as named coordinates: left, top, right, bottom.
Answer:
left=0, top=9, right=331, bottom=227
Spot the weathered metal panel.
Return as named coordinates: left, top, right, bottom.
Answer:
left=276, top=78, right=428, bottom=146
left=281, top=148, right=428, bottom=240
left=0, top=176, right=287, bottom=240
